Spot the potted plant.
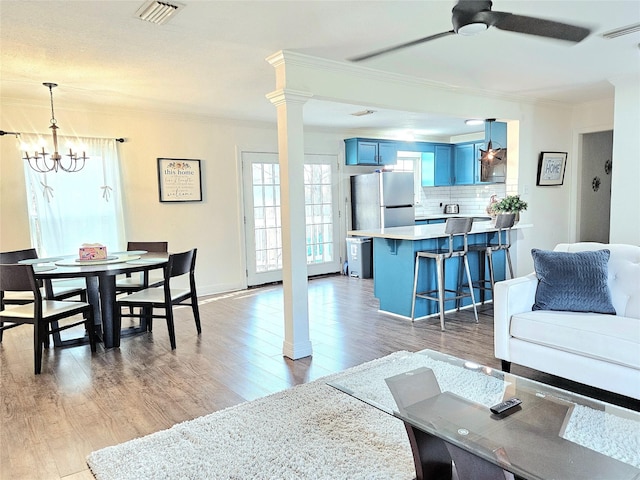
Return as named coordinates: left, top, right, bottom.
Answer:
left=488, top=194, right=528, bottom=224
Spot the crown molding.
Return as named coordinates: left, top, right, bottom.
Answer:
left=270, top=50, right=574, bottom=109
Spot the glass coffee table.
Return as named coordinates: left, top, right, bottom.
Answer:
left=328, top=349, right=640, bottom=480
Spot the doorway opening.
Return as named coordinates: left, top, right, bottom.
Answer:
left=578, top=130, right=613, bottom=243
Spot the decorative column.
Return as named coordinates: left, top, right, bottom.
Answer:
left=266, top=89, right=313, bottom=359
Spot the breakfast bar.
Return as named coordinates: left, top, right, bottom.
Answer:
left=348, top=220, right=531, bottom=320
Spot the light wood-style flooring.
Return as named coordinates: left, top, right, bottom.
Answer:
left=1, top=275, right=637, bottom=479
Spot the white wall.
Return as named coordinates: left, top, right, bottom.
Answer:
left=0, top=100, right=345, bottom=295
left=2, top=59, right=632, bottom=293
left=609, top=75, right=640, bottom=245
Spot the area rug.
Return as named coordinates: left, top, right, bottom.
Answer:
left=87, top=351, right=640, bottom=479
left=87, top=352, right=416, bottom=480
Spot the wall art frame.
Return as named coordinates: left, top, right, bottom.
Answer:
left=536, top=151, right=568, bottom=186
left=157, top=158, right=202, bottom=202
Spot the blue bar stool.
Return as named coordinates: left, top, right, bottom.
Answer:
left=469, top=213, right=516, bottom=304
left=411, top=217, right=478, bottom=330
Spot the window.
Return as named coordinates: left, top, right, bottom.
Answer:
left=304, top=163, right=333, bottom=265
left=21, top=135, right=126, bottom=257
left=392, top=151, right=422, bottom=205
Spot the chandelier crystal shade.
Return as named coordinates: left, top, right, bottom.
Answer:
left=23, top=83, right=88, bottom=173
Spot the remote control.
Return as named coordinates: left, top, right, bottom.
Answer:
left=490, top=397, right=522, bottom=415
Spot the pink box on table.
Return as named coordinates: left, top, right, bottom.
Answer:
left=79, top=244, right=107, bottom=260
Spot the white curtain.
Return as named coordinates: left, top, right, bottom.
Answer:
left=20, top=134, right=126, bottom=257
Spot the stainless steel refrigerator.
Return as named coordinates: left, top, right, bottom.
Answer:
left=351, top=172, right=415, bottom=229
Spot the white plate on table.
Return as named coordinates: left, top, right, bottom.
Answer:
left=126, top=258, right=165, bottom=265
left=33, top=265, right=57, bottom=273
left=18, top=257, right=64, bottom=265
left=110, top=250, right=148, bottom=256
left=55, top=255, right=140, bottom=266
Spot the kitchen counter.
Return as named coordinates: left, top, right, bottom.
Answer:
left=348, top=221, right=531, bottom=240
left=347, top=221, right=531, bottom=320
left=414, top=213, right=491, bottom=222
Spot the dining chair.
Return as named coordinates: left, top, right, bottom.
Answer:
left=115, top=241, right=168, bottom=295
left=0, top=263, right=96, bottom=374
left=0, top=248, right=87, bottom=305
left=0, top=248, right=87, bottom=344
left=115, top=248, right=201, bottom=349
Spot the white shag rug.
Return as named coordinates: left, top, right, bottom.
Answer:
left=87, top=352, right=416, bottom=480
left=87, top=351, right=640, bottom=479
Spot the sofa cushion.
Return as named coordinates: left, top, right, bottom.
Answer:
left=555, top=243, right=640, bottom=320
left=531, top=248, right=616, bottom=314
left=510, top=310, right=640, bottom=370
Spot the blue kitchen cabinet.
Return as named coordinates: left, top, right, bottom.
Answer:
left=434, top=144, right=453, bottom=186
left=420, top=149, right=435, bottom=186
left=487, top=121, right=507, bottom=149
left=420, top=144, right=452, bottom=186
left=453, top=142, right=475, bottom=185
left=345, top=138, right=398, bottom=166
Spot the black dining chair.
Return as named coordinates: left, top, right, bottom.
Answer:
left=0, top=248, right=87, bottom=305
left=115, top=241, right=168, bottom=295
left=0, top=248, right=88, bottom=344
left=0, top=263, right=96, bottom=374
left=114, top=248, right=201, bottom=349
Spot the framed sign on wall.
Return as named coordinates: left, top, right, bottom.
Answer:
left=536, top=152, right=568, bottom=186
left=157, top=158, right=202, bottom=202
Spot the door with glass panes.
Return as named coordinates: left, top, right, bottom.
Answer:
left=241, top=151, right=340, bottom=286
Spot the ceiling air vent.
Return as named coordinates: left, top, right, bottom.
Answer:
left=135, top=1, right=183, bottom=25
left=601, top=22, right=640, bottom=39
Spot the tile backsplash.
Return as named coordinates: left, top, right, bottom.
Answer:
left=415, top=184, right=508, bottom=217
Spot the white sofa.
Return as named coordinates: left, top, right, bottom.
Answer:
left=494, top=242, right=640, bottom=399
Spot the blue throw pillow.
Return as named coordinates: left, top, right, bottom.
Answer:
left=531, top=248, right=616, bottom=314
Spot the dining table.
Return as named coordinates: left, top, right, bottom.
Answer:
left=22, top=251, right=168, bottom=348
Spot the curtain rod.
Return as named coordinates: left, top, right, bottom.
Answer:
left=0, top=130, right=125, bottom=143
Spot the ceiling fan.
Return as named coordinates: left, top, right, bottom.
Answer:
left=351, top=0, right=591, bottom=62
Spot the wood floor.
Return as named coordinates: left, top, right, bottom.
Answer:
left=1, top=274, right=637, bottom=479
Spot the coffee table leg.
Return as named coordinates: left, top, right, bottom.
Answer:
left=445, top=442, right=514, bottom=480
left=404, top=423, right=453, bottom=480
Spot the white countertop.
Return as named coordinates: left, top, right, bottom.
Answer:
left=415, top=214, right=492, bottom=221
left=348, top=222, right=532, bottom=241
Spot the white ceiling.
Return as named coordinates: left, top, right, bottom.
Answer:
left=1, top=0, right=639, bottom=137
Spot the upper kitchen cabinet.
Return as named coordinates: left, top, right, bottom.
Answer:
left=453, top=142, right=475, bottom=185
left=486, top=121, right=507, bottom=149
left=344, top=138, right=398, bottom=166
left=420, top=143, right=452, bottom=186
left=434, top=144, right=453, bottom=186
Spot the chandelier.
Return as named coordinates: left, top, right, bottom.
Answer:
left=23, top=83, right=88, bottom=173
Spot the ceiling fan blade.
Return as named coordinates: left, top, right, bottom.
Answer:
left=489, top=11, right=591, bottom=42
left=349, top=31, right=455, bottom=62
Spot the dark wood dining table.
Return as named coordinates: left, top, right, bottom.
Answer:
left=27, top=252, right=168, bottom=348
